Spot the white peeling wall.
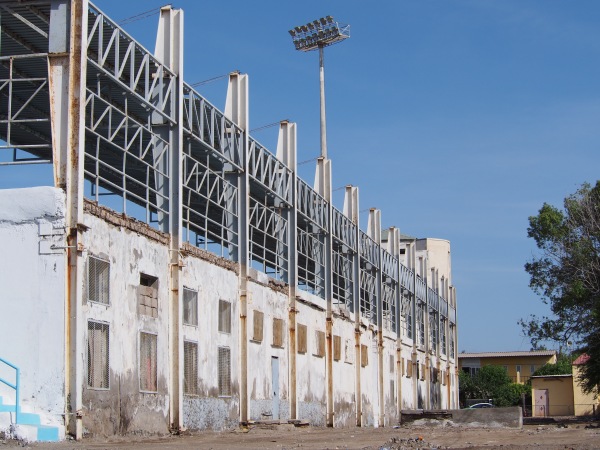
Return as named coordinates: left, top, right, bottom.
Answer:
left=0, top=187, right=66, bottom=422
left=331, top=310, right=357, bottom=427
left=181, top=255, right=240, bottom=430
left=81, top=212, right=171, bottom=436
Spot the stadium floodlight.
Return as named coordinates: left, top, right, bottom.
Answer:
left=288, top=16, right=350, bottom=160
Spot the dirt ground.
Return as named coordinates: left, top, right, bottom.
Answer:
left=4, top=421, right=600, bottom=450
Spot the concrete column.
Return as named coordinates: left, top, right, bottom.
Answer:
left=386, top=227, right=402, bottom=420
left=61, top=0, right=88, bottom=439
left=154, top=5, right=184, bottom=432
left=225, top=72, right=249, bottom=424
left=343, top=185, right=361, bottom=426
left=276, top=121, right=298, bottom=420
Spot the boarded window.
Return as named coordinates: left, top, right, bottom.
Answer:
left=389, top=355, right=395, bottom=373
left=140, top=332, right=157, bottom=391
left=87, top=321, right=109, bottom=389
left=420, top=363, right=426, bottom=380
left=314, top=330, right=325, bottom=357
left=139, top=274, right=158, bottom=318
left=183, top=341, right=198, bottom=395
left=406, top=359, right=413, bottom=378
left=183, top=288, right=198, bottom=326
left=218, top=347, right=231, bottom=396
left=297, top=324, right=307, bottom=354
left=88, top=256, right=110, bottom=304
left=333, top=335, right=341, bottom=361
left=252, top=310, right=264, bottom=342
left=441, top=370, right=447, bottom=386
left=272, top=318, right=284, bottom=348
left=390, top=380, right=395, bottom=401
left=360, top=344, right=368, bottom=367
left=218, top=300, right=231, bottom=334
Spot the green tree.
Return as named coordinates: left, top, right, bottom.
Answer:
left=531, top=353, right=574, bottom=377
left=459, top=365, right=529, bottom=407
left=522, top=182, right=600, bottom=393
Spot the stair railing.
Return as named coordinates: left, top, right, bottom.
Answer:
left=0, top=357, right=19, bottom=424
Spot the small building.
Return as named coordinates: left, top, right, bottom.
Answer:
left=458, top=351, right=557, bottom=384
left=530, top=354, right=599, bottom=418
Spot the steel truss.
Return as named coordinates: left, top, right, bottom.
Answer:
left=0, top=0, right=457, bottom=350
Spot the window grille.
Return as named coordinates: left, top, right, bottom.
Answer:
left=183, top=341, right=198, bottom=395
left=440, top=319, right=447, bottom=355
left=314, top=330, right=325, bottom=357
left=87, top=321, right=109, bottom=389
left=297, top=324, right=307, bottom=354
left=333, top=335, right=341, bottom=361
left=252, top=310, right=264, bottom=342
left=139, top=274, right=158, bottom=318
left=140, top=332, right=158, bottom=392
left=272, top=318, right=284, bottom=348
left=88, top=256, right=110, bottom=304
left=344, top=339, right=354, bottom=364
left=218, top=347, right=231, bottom=396
left=449, top=325, right=455, bottom=358
left=183, top=288, right=198, bottom=326
left=218, top=300, right=231, bottom=333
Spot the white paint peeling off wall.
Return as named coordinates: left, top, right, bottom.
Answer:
left=80, top=212, right=171, bottom=436
left=0, top=187, right=66, bottom=429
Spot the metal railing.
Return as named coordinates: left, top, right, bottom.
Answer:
left=0, top=357, right=19, bottom=424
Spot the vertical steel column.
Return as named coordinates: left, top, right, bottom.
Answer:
left=367, top=209, right=384, bottom=427
left=314, top=157, right=333, bottom=426
left=411, top=246, right=418, bottom=409
left=318, top=44, right=327, bottom=159
left=424, top=254, right=431, bottom=410
left=225, top=72, right=249, bottom=424
left=276, top=120, right=298, bottom=420
left=343, top=186, right=361, bottom=426
left=63, top=0, right=88, bottom=439
left=154, top=5, right=184, bottom=431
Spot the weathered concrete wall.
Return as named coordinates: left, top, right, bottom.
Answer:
left=80, top=209, right=171, bottom=436
left=332, top=306, right=357, bottom=428
left=451, top=406, right=523, bottom=428
left=0, top=187, right=66, bottom=426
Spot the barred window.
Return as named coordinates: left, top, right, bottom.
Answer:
left=184, top=341, right=198, bottom=395
left=218, top=300, right=231, bottom=334
left=344, top=339, right=354, bottom=364
left=252, top=310, right=264, bottom=342
left=88, top=256, right=110, bottom=304
left=297, top=324, right=307, bottom=354
left=183, top=288, right=198, bottom=326
left=87, top=321, right=109, bottom=389
left=218, top=347, right=231, bottom=396
left=314, top=330, right=325, bottom=358
left=272, top=318, right=284, bottom=348
left=140, top=332, right=158, bottom=392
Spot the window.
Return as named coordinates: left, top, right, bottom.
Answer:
left=530, top=365, right=536, bottom=374
left=87, top=321, right=109, bottom=389
left=272, top=318, right=284, bottom=347
left=252, top=310, right=264, bottom=342
left=314, top=330, right=325, bottom=358
left=218, top=347, right=231, bottom=396
left=183, top=288, right=198, bottom=326
left=218, top=300, right=231, bottom=334
left=344, top=339, right=354, bottom=364
left=516, top=365, right=521, bottom=374
left=333, top=335, right=341, bottom=361
left=139, top=274, right=158, bottom=318
left=389, top=354, right=395, bottom=373
left=360, top=344, right=368, bottom=367
left=183, top=341, right=198, bottom=395
left=390, top=380, right=395, bottom=401
left=297, top=324, right=307, bottom=354
left=88, top=256, right=110, bottom=304
left=140, top=332, right=157, bottom=392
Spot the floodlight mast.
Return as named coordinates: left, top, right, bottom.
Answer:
left=289, top=17, right=350, bottom=159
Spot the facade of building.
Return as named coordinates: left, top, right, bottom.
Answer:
left=0, top=0, right=458, bottom=440
left=531, top=355, right=599, bottom=417
left=458, top=351, right=557, bottom=384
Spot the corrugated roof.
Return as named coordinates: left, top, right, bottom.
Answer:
left=458, top=350, right=557, bottom=359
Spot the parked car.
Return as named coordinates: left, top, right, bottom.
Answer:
left=469, top=402, right=494, bottom=408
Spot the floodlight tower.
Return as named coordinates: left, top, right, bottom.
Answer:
left=289, top=17, right=350, bottom=159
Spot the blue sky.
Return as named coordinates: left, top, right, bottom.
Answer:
left=3, top=0, right=600, bottom=353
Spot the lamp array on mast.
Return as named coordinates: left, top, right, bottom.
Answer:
left=288, top=16, right=350, bottom=52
